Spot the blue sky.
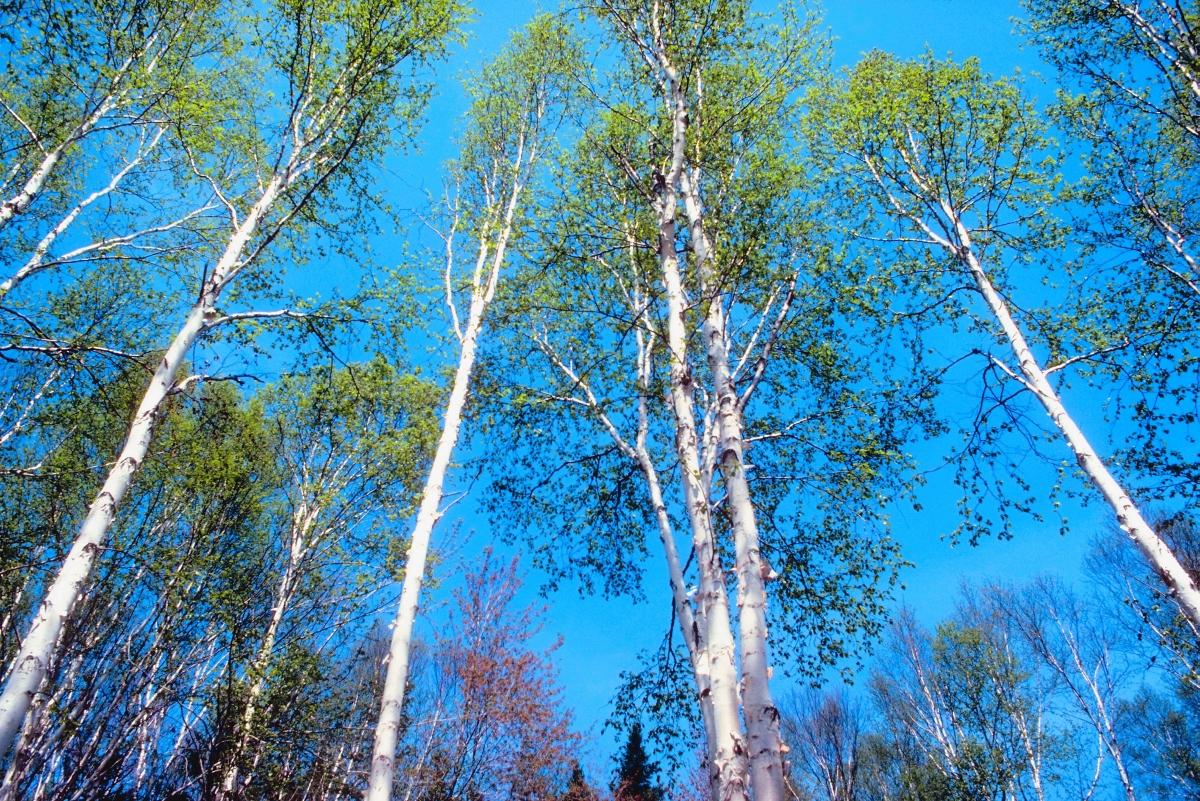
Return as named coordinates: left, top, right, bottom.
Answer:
left=364, top=0, right=1112, bottom=778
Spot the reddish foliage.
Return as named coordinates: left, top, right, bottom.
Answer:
left=401, top=550, right=580, bottom=801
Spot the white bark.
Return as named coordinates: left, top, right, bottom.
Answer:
left=1004, top=582, right=1137, bottom=801
left=593, top=7, right=762, bottom=794
left=0, top=116, right=91, bottom=229
left=655, top=115, right=750, bottom=801
left=619, top=5, right=787, bottom=791
left=365, top=148, right=527, bottom=801
left=0, top=171, right=285, bottom=762
left=785, top=690, right=862, bottom=801
left=899, top=629, right=960, bottom=771
left=941, top=210, right=1200, bottom=634
left=1117, top=0, right=1200, bottom=112
left=0, top=21, right=161, bottom=231
left=865, top=148, right=1200, bottom=642
left=680, top=160, right=786, bottom=801
left=598, top=9, right=754, bottom=794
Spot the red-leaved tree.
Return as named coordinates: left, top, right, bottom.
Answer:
left=396, top=552, right=580, bottom=801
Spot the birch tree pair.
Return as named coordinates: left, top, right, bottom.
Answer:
left=493, top=4, right=908, bottom=801
left=592, top=7, right=789, bottom=796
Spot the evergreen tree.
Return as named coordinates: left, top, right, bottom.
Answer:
left=613, top=724, right=663, bottom=801
left=561, top=762, right=600, bottom=801
left=560, top=763, right=597, bottom=801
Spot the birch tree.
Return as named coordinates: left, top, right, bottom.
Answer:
left=1022, top=0, right=1199, bottom=298
left=987, top=579, right=1141, bottom=801
left=0, top=0, right=228, bottom=486
left=0, top=0, right=464, bottom=762
left=1080, top=522, right=1200, bottom=799
left=870, top=610, right=1057, bottom=801
left=1088, top=515, right=1200, bottom=683
left=1021, top=1, right=1200, bottom=512
left=0, top=378, right=276, bottom=800
left=0, top=0, right=222, bottom=453
left=599, top=7, right=789, bottom=792
left=490, top=5, right=910, bottom=800
left=213, top=359, right=438, bottom=800
left=815, top=52, right=1200, bottom=637
left=367, top=18, right=578, bottom=801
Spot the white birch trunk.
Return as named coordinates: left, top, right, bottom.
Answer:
left=1028, top=599, right=1136, bottom=801
left=596, top=8, right=753, bottom=793
left=660, top=245, right=749, bottom=801
left=942, top=210, right=1200, bottom=634
left=0, top=18, right=171, bottom=232
left=654, top=96, right=750, bottom=799
left=0, top=173, right=285, bottom=761
left=679, top=163, right=786, bottom=801
left=365, top=163, right=525, bottom=801
left=217, top=503, right=318, bottom=799
left=538, top=322, right=722, bottom=800
left=639, top=451, right=724, bottom=801
left=630, top=325, right=718, bottom=763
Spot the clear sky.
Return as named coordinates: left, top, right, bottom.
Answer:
left=368, top=0, right=1109, bottom=779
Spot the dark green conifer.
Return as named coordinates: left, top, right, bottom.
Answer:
left=560, top=762, right=597, bottom=801
left=612, top=723, right=662, bottom=801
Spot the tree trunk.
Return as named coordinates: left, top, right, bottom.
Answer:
left=0, top=127, right=167, bottom=299
left=635, top=446, right=721, bottom=800
left=679, top=161, right=786, bottom=801
left=365, top=168, right=524, bottom=801
left=0, top=174, right=284, bottom=762
left=654, top=95, right=750, bottom=799
left=945, top=207, right=1200, bottom=635
left=0, top=143, right=67, bottom=231
left=0, top=90, right=118, bottom=232
left=538, top=300, right=724, bottom=801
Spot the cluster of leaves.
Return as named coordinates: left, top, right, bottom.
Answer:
left=483, top=0, right=913, bottom=689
